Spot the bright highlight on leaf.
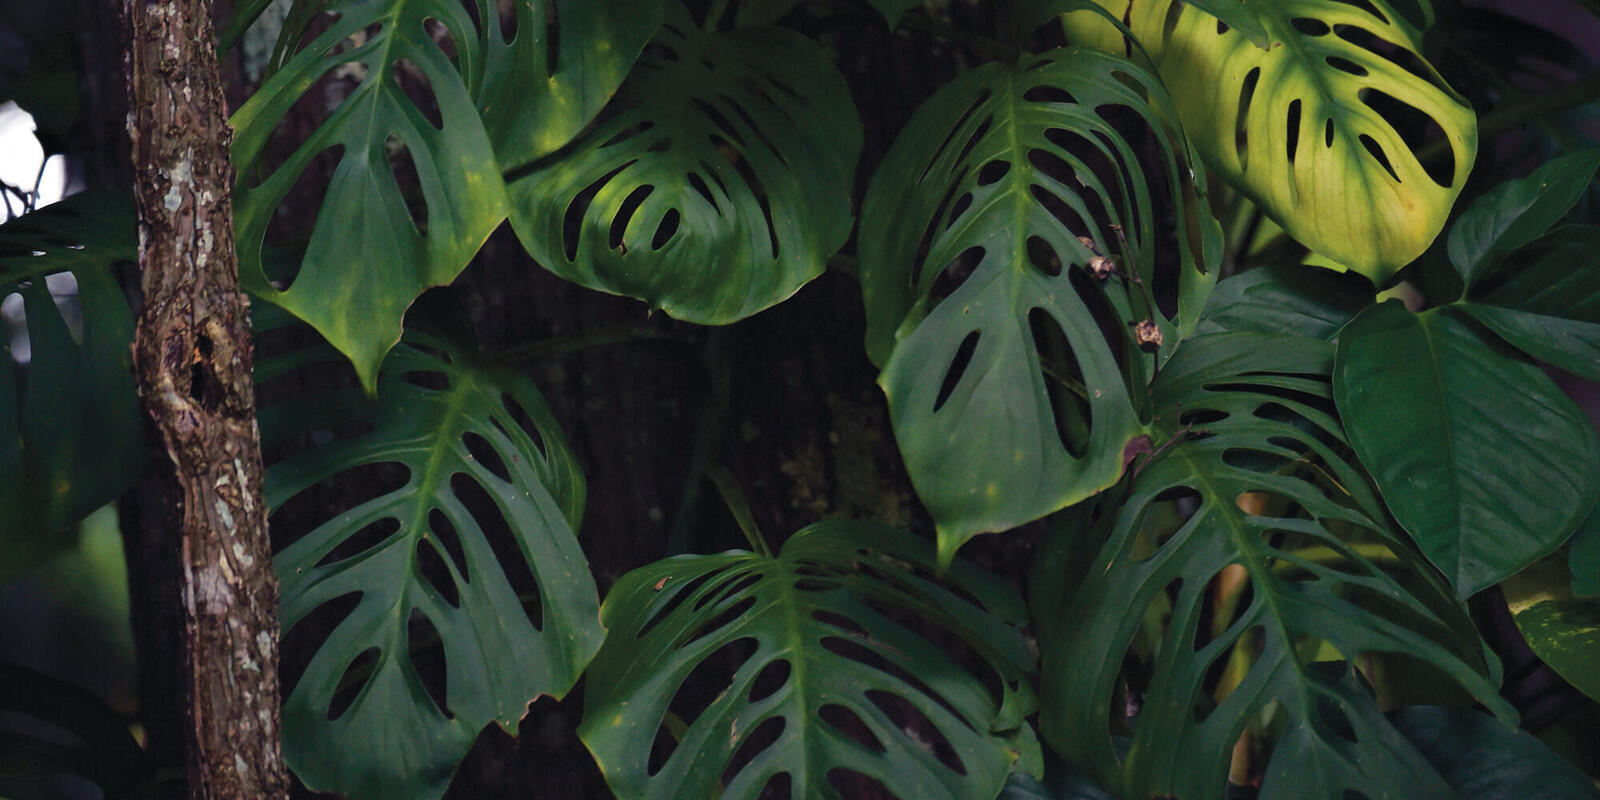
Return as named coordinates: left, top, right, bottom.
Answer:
left=858, top=47, right=1220, bottom=563
left=1059, top=0, right=1477, bottom=282
left=581, top=522, right=1039, bottom=800
left=262, top=329, right=601, bottom=800
left=507, top=4, right=861, bottom=325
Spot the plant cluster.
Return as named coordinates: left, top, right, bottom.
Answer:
left=3, top=0, right=1600, bottom=798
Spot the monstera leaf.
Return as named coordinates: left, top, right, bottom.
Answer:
left=1059, top=0, right=1476, bottom=282
left=857, top=46, right=1220, bottom=562
left=262, top=329, right=601, bottom=800
left=231, top=0, right=510, bottom=390
left=506, top=4, right=861, bottom=324
left=0, top=192, right=144, bottom=577
left=581, top=521, right=1039, bottom=800
left=1038, top=333, right=1512, bottom=800
left=0, top=663, right=155, bottom=800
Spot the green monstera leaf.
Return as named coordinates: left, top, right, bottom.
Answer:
left=231, top=0, right=512, bottom=390
left=1038, top=333, right=1512, bottom=800
left=1334, top=302, right=1600, bottom=599
left=581, top=521, right=1039, bottom=800
left=857, top=46, right=1221, bottom=563
left=0, top=192, right=145, bottom=579
left=506, top=3, right=861, bottom=324
left=262, top=329, right=601, bottom=800
left=1058, top=0, right=1476, bottom=282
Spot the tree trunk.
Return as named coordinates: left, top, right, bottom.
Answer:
left=121, top=1, right=288, bottom=798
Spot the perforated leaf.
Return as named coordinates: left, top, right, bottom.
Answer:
left=506, top=5, right=861, bottom=324
left=263, top=330, right=601, bottom=800
left=1334, top=302, right=1600, bottom=598
left=1059, top=0, right=1476, bottom=282
left=232, top=0, right=510, bottom=390
left=0, top=192, right=144, bottom=578
left=857, top=47, right=1220, bottom=562
left=1038, top=333, right=1511, bottom=800
left=580, top=521, right=1039, bottom=800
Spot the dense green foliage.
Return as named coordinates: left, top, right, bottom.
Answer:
left=5, top=0, right=1600, bottom=798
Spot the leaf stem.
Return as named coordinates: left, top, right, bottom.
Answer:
left=707, top=463, right=772, bottom=558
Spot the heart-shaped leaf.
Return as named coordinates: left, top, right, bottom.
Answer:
left=263, top=329, right=601, bottom=800
left=858, top=46, right=1220, bottom=562
left=506, top=4, right=861, bottom=324
left=0, top=192, right=144, bottom=578
left=231, top=0, right=511, bottom=390
left=1447, top=149, right=1600, bottom=289
left=1459, top=225, right=1600, bottom=380
left=1039, top=332, right=1511, bottom=800
left=1334, top=302, right=1600, bottom=598
left=1059, top=0, right=1476, bottom=282
left=580, top=521, right=1038, bottom=800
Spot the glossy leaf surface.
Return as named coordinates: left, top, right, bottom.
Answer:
left=1390, top=706, right=1600, bottom=799
left=1503, top=560, right=1600, bottom=704
left=1060, top=0, right=1476, bottom=281
left=0, top=662, right=154, bottom=800
left=1447, top=150, right=1600, bottom=288
left=263, top=330, right=600, bottom=800
left=1195, top=264, right=1374, bottom=341
left=231, top=0, right=510, bottom=389
left=1334, top=302, right=1600, bottom=598
left=1040, top=333, right=1510, bottom=800
left=507, top=6, right=860, bottom=324
left=858, top=47, right=1220, bottom=562
left=0, top=192, right=144, bottom=576
left=581, top=521, right=1038, bottom=800
left=1459, top=225, right=1600, bottom=380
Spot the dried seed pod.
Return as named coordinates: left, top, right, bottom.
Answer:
left=1135, top=320, right=1162, bottom=350
left=1088, top=255, right=1115, bottom=279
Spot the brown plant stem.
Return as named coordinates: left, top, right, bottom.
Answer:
left=121, top=0, right=288, bottom=797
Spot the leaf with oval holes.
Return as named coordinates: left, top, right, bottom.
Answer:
left=261, top=329, right=600, bottom=800
left=0, top=191, right=145, bottom=580
left=579, top=521, right=1040, bottom=800
left=1058, top=0, right=1476, bottom=282
left=231, top=0, right=510, bottom=391
left=1038, top=332, right=1512, bottom=800
left=1447, top=149, right=1600, bottom=290
left=1334, top=302, right=1600, bottom=599
left=505, top=5, right=861, bottom=324
left=0, top=662, right=155, bottom=799
left=858, top=47, right=1220, bottom=564
left=1459, top=225, right=1600, bottom=380
left=475, top=0, right=665, bottom=169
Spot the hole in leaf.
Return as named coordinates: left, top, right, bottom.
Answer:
left=451, top=473, right=542, bottom=629
left=1025, top=236, right=1062, bottom=278
left=270, top=462, right=410, bottom=548
left=666, top=636, right=758, bottom=730
left=499, top=392, right=548, bottom=458
left=637, top=568, right=733, bottom=639
left=722, top=717, right=787, bottom=787
left=280, top=591, right=362, bottom=697
left=711, top=134, right=779, bottom=258
left=924, top=91, right=991, bottom=184
left=761, top=773, right=792, bottom=799
left=402, top=370, right=450, bottom=391
left=811, top=610, right=869, bottom=637
left=1328, top=0, right=1388, bottom=24
left=828, top=770, right=899, bottom=799
left=1027, top=183, right=1090, bottom=242
left=563, top=161, right=633, bottom=261
left=463, top=430, right=511, bottom=482
left=821, top=637, right=974, bottom=734
left=947, top=192, right=974, bottom=226
left=1360, top=87, right=1453, bottom=186
left=1217, top=19, right=1230, bottom=35
left=1325, top=55, right=1368, bottom=77
left=646, top=719, right=678, bottom=776
left=1334, top=25, right=1451, bottom=95
left=1030, top=308, right=1090, bottom=459
left=693, top=98, right=745, bottom=146
left=542, top=1, right=559, bottom=73
left=976, top=160, right=1011, bottom=186
left=417, top=537, right=461, bottom=608
left=1358, top=134, right=1400, bottom=182
left=686, top=172, right=719, bottom=212
left=680, top=597, right=756, bottom=648
left=327, top=647, right=379, bottom=721
left=1023, top=85, right=1078, bottom=104
left=428, top=508, right=469, bottom=578
left=933, top=331, right=980, bottom=413
left=314, top=517, right=401, bottom=569
left=1325, top=118, right=1336, bottom=148
left=1291, top=17, right=1331, bottom=36
left=866, top=690, right=965, bottom=774
left=1236, top=67, right=1260, bottom=169
left=954, top=117, right=994, bottom=168
left=909, top=181, right=963, bottom=289
left=258, top=144, right=347, bottom=290
left=609, top=185, right=654, bottom=251
left=819, top=704, right=885, bottom=753
left=652, top=209, right=681, bottom=250
left=1134, top=490, right=1200, bottom=561
left=748, top=659, right=791, bottom=703
left=1285, top=99, right=1303, bottom=165
left=408, top=609, right=451, bottom=716
left=422, top=17, right=457, bottom=62
left=1316, top=696, right=1359, bottom=743
left=693, top=572, right=761, bottom=612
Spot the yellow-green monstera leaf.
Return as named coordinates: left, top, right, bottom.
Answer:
left=1061, top=0, right=1476, bottom=283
